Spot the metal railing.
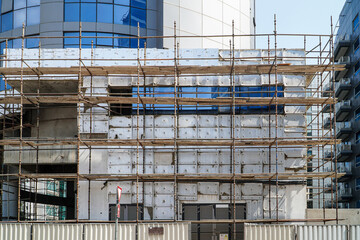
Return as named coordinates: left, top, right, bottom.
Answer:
left=336, top=121, right=352, bottom=133
left=335, top=100, right=351, bottom=112
left=335, top=78, right=351, bottom=91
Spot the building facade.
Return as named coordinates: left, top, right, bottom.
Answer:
left=0, top=0, right=255, bottom=50
left=328, top=0, right=360, bottom=209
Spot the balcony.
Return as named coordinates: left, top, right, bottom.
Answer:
left=335, top=56, right=351, bottom=81
left=335, top=78, right=352, bottom=101
left=335, top=100, right=351, bottom=122
left=336, top=142, right=352, bottom=162
left=322, top=83, right=332, bottom=97
left=324, top=117, right=333, bottom=129
left=324, top=182, right=336, bottom=193
left=338, top=188, right=353, bottom=202
left=334, top=34, right=351, bottom=61
left=337, top=162, right=352, bottom=182
left=322, top=104, right=334, bottom=113
left=336, top=121, right=352, bottom=140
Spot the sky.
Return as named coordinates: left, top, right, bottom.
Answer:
left=255, top=0, right=346, bottom=49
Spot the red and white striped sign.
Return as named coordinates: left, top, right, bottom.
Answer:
left=117, top=186, right=122, bottom=218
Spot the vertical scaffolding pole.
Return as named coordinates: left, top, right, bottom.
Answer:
left=231, top=20, right=237, bottom=240
left=17, top=24, right=25, bottom=222
left=173, top=21, right=179, bottom=221
left=136, top=22, right=140, bottom=225
left=76, top=22, right=83, bottom=222
left=330, top=16, right=339, bottom=224
left=273, top=15, right=279, bottom=222
left=267, top=34, right=272, bottom=220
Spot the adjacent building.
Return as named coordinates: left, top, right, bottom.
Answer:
left=326, top=0, right=360, bottom=209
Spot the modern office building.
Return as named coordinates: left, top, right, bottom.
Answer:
left=0, top=0, right=255, bottom=50
left=324, top=0, right=360, bottom=209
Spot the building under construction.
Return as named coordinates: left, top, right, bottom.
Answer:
left=0, top=21, right=348, bottom=239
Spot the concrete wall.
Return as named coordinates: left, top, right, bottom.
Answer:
left=306, top=209, right=360, bottom=225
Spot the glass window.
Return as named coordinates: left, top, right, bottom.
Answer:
left=356, top=84, right=360, bottom=99
left=97, top=32, right=113, bottom=46
left=356, top=178, right=360, bottom=191
left=98, top=0, right=113, bottom=3
left=27, top=0, right=40, bottom=7
left=12, top=39, right=22, bottom=48
left=115, top=0, right=130, bottom=6
left=355, top=37, right=359, bottom=54
left=81, top=3, right=96, bottom=22
left=14, top=9, right=26, bottom=29
left=130, top=37, right=145, bottom=48
left=355, top=61, right=360, bottom=76
left=64, top=3, right=80, bottom=22
left=114, top=5, right=130, bottom=25
left=131, top=0, right=146, bottom=9
left=356, top=107, right=360, bottom=122
left=2, top=12, right=13, bottom=32
left=97, top=3, right=113, bottom=23
left=114, top=34, right=129, bottom=47
left=357, top=200, right=360, bottom=208
left=353, top=14, right=359, bottom=33
left=64, top=32, right=80, bottom=46
left=131, top=7, right=146, bottom=28
left=27, top=6, right=40, bottom=26
left=356, top=155, right=360, bottom=168
left=82, top=32, right=96, bottom=46
left=14, top=0, right=26, bottom=10
left=357, top=131, right=360, bottom=144
left=26, top=37, right=39, bottom=48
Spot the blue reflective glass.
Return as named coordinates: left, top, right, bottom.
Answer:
left=115, top=0, right=130, bottom=6
left=2, top=12, right=13, bottom=32
left=131, top=0, right=146, bottom=9
left=98, top=0, right=113, bottom=3
left=82, top=32, right=96, bottom=45
left=14, top=0, right=26, bottom=10
left=27, top=6, right=40, bottom=26
left=64, top=0, right=78, bottom=2
left=130, top=38, right=145, bottom=48
left=64, top=32, right=80, bottom=45
left=65, top=3, right=80, bottom=22
left=131, top=7, right=146, bottom=28
left=97, top=32, right=113, bottom=46
left=114, top=5, right=130, bottom=25
left=114, top=34, right=129, bottom=47
left=81, top=0, right=96, bottom=2
left=97, top=3, right=113, bottom=23
left=26, top=37, right=39, bottom=48
left=27, top=0, right=40, bottom=7
left=64, top=44, right=80, bottom=48
left=81, top=3, right=96, bottom=22
left=14, top=9, right=26, bottom=29
left=13, top=39, right=22, bottom=48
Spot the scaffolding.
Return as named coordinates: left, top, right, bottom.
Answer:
left=0, top=17, right=345, bottom=236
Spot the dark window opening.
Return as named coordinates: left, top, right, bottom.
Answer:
left=354, top=14, right=359, bottom=33
left=109, top=87, right=132, bottom=116
left=109, top=204, right=143, bottom=221
left=355, top=37, right=359, bottom=54
left=183, top=203, right=246, bottom=240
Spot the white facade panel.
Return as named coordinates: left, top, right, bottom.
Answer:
left=163, top=0, right=255, bottom=49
